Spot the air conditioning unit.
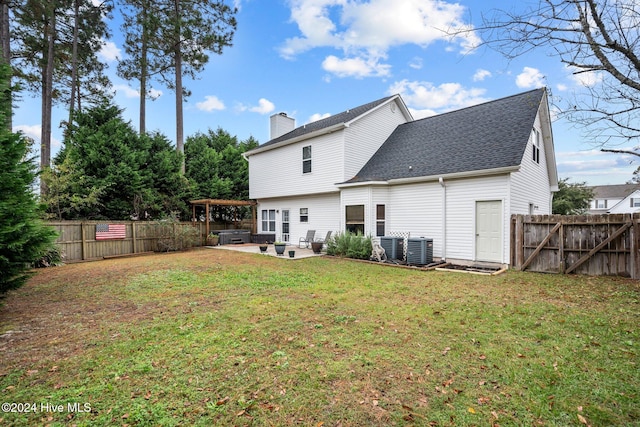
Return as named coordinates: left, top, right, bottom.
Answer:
left=380, top=236, right=404, bottom=260
left=407, top=238, right=433, bottom=266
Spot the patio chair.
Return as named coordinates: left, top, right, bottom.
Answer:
left=316, top=231, right=332, bottom=246
left=299, top=230, right=315, bottom=248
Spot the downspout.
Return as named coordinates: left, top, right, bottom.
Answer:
left=439, top=177, right=446, bottom=261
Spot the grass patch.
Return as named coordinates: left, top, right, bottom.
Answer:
left=0, top=249, right=638, bottom=426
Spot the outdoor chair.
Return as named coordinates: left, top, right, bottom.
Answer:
left=299, top=230, right=316, bottom=248
left=316, top=231, right=332, bottom=247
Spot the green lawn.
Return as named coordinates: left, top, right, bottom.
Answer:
left=0, top=249, right=638, bottom=426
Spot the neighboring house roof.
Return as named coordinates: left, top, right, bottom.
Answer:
left=344, top=88, right=546, bottom=184
left=589, top=184, right=640, bottom=200
left=245, top=95, right=411, bottom=156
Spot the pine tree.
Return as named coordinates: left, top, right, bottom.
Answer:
left=0, top=64, right=57, bottom=292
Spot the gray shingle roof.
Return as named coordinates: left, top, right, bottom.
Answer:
left=589, top=184, right=640, bottom=199
left=258, top=95, right=395, bottom=148
left=345, top=88, right=546, bottom=183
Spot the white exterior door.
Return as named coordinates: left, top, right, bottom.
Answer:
left=476, top=200, right=502, bottom=263
left=281, top=209, right=290, bottom=242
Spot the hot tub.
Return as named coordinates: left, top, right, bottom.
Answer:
left=217, top=229, right=251, bottom=245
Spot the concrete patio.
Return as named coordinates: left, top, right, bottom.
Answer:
left=208, top=243, right=323, bottom=259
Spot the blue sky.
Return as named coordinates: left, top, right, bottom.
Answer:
left=12, top=0, right=638, bottom=186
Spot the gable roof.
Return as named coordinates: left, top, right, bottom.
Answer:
left=343, top=88, right=547, bottom=184
left=245, top=95, right=409, bottom=156
left=589, top=184, right=640, bottom=200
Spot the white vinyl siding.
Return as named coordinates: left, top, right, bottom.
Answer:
left=387, top=183, right=443, bottom=258
left=248, top=131, right=344, bottom=199
left=255, top=194, right=340, bottom=244
left=445, top=175, right=509, bottom=264
left=344, top=99, right=409, bottom=180
left=510, top=109, right=553, bottom=216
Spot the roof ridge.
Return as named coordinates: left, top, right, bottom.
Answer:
left=406, top=87, right=545, bottom=125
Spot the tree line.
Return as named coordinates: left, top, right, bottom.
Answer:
left=1, top=0, right=238, bottom=190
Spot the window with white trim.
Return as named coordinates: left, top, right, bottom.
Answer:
left=532, top=128, right=541, bottom=164
left=376, top=204, right=385, bottom=236
left=596, top=200, right=607, bottom=209
left=346, top=205, right=365, bottom=234
left=302, top=145, right=312, bottom=174
left=261, top=209, right=276, bottom=232
left=300, top=208, right=309, bottom=223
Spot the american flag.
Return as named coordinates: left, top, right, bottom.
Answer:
left=96, top=224, right=126, bottom=240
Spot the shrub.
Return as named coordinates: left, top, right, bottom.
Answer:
left=32, top=245, right=65, bottom=268
left=144, top=218, right=200, bottom=252
left=326, top=232, right=372, bottom=260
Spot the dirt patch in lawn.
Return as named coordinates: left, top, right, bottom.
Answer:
left=0, top=249, right=249, bottom=373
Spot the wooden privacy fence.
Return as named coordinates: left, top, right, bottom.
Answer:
left=511, top=213, right=640, bottom=278
left=49, top=221, right=209, bottom=262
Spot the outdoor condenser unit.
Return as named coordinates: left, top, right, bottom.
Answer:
left=380, top=236, right=404, bottom=260
left=407, top=238, right=433, bottom=266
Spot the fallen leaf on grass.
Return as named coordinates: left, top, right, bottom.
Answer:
left=578, top=414, right=590, bottom=425
left=442, top=347, right=451, bottom=356
left=144, top=391, right=152, bottom=400
left=216, top=397, right=230, bottom=405
left=468, top=407, right=476, bottom=414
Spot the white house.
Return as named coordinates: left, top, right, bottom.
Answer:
left=244, top=88, right=558, bottom=266
left=587, top=184, right=640, bottom=214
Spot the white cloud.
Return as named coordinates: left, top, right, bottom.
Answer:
left=113, top=84, right=140, bottom=98
left=13, top=124, right=62, bottom=154
left=472, top=69, right=491, bottom=82
left=250, top=98, right=276, bottom=114
left=308, top=112, right=331, bottom=123
left=112, top=85, right=163, bottom=100
left=565, top=65, right=604, bottom=88
left=322, top=55, right=390, bottom=78
left=237, top=98, right=276, bottom=114
left=409, top=57, right=423, bottom=70
left=196, top=96, right=226, bottom=112
left=281, top=0, right=481, bottom=77
left=99, top=40, right=120, bottom=62
left=388, top=80, right=488, bottom=118
left=148, top=88, right=163, bottom=99
left=516, top=67, right=545, bottom=88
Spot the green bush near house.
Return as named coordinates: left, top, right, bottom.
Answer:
left=326, top=232, right=372, bottom=260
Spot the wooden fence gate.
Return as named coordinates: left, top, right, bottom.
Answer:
left=511, top=213, right=640, bottom=278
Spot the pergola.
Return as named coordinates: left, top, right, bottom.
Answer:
left=190, top=199, right=257, bottom=237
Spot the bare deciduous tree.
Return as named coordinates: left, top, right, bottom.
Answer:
left=477, top=0, right=639, bottom=150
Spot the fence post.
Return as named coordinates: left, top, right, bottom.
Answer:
left=632, top=214, right=640, bottom=280
left=132, top=222, right=137, bottom=254
left=81, top=222, right=87, bottom=261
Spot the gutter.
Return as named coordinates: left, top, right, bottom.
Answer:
left=439, top=177, right=446, bottom=261
left=336, top=165, right=521, bottom=188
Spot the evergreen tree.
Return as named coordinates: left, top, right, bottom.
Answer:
left=154, top=0, right=237, bottom=173
left=552, top=178, right=594, bottom=215
left=44, top=103, right=191, bottom=220
left=12, top=0, right=112, bottom=189
left=185, top=128, right=258, bottom=204
left=0, top=64, right=57, bottom=292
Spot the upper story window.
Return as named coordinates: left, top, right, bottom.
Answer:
left=631, top=198, right=640, bottom=207
left=302, top=145, right=312, bottom=174
left=596, top=200, right=607, bottom=209
left=300, top=208, right=309, bottom=223
left=532, top=128, right=541, bottom=164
